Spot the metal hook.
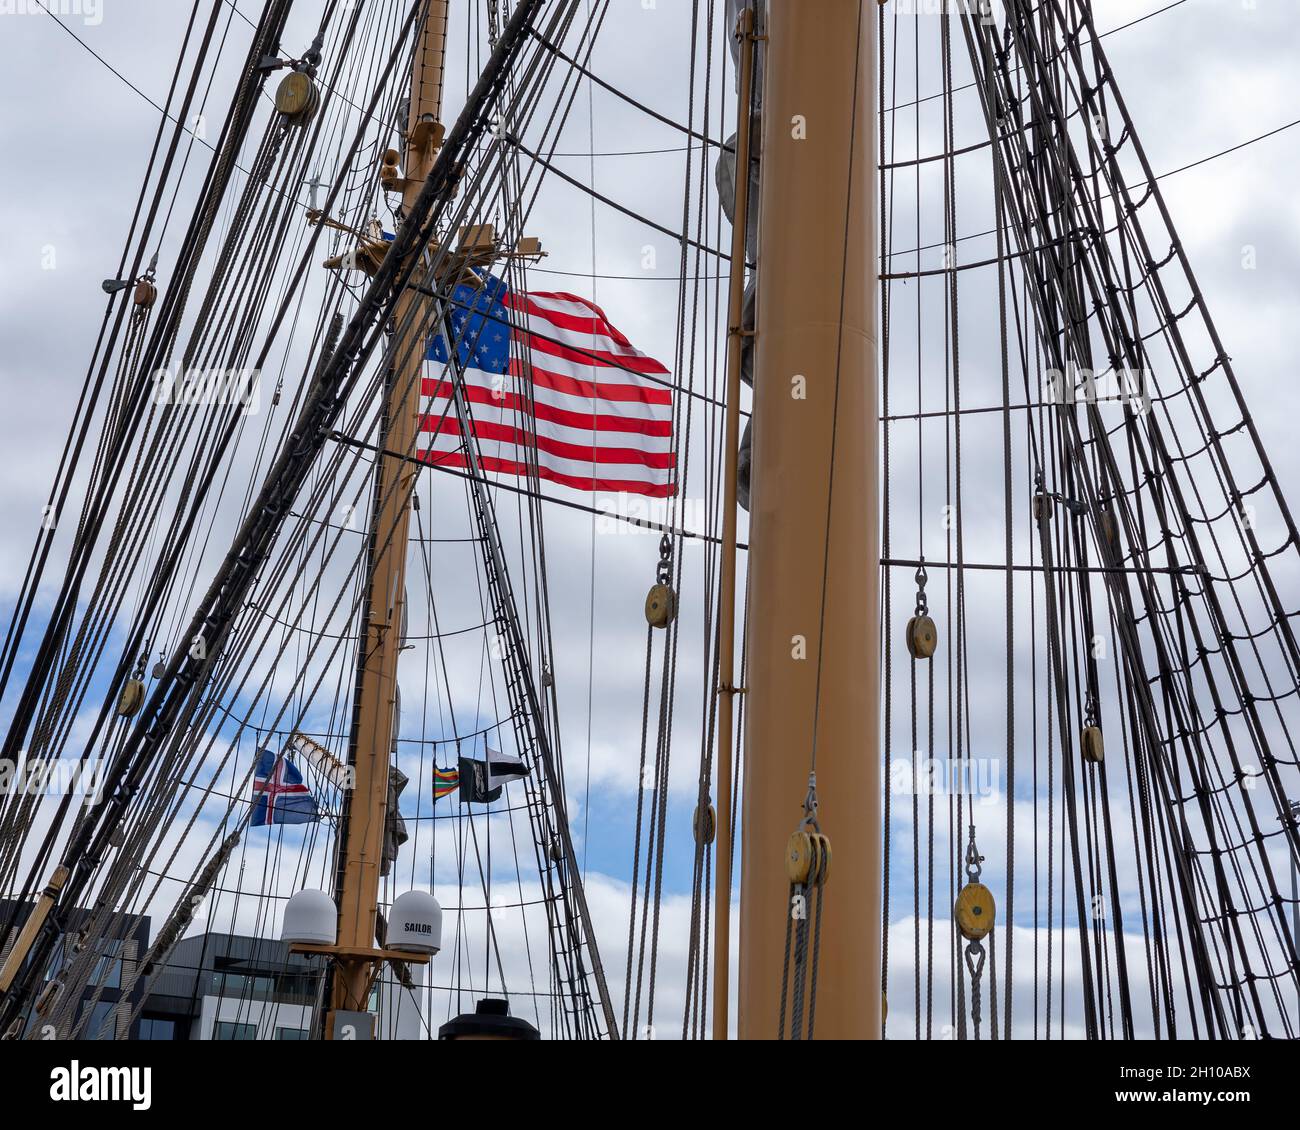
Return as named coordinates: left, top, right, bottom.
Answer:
left=964, top=827, right=984, bottom=884
left=799, top=771, right=820, bottom=833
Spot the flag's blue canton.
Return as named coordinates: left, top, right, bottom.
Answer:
left=251, top=748, right=319, bottom=828
left=426, top=274, right=512, bottom=375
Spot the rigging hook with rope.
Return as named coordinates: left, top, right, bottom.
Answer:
left=906, top=559, right=938, bottom=660
left=644, top=533, right=677, bottom=629
left=779, top=773, right=831, bottom=1039
left=264, top=31, right=325, bottom=124
left=1081, top=693, right=1105, bottom=765
left=955, top=826, right=995, bottom=1039
left=114, top=655, right=148, bottom=719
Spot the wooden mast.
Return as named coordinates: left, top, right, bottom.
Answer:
left=738, top=0, right=880, bottom=1039
left=712, top=4, right=758, bottom=1042
left=327, top=0, right=449, bottom=1035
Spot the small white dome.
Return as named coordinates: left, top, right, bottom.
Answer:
left=388, top=890, right=442, bottom=955
left=282, top=889, right=337, bottom=946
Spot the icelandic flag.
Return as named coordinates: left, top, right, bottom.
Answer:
left=251, top=748, right=319, bottom=828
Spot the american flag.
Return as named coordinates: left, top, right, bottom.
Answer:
left=421, top=274, right=676, bottom=497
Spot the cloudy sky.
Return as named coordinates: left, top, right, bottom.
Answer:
left=1, top=0, right=1298, bottom=1040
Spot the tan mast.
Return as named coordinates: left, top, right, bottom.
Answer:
left=326, top=0, right=449, bottom=1034
left=712, top=5, right=758, bottom=1042
left=738, top=0, right=880, bottom=1039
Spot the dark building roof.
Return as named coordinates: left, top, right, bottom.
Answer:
left=145, top=931, right=322, bottom=1018
left=0, top=897, right=150, bottom=949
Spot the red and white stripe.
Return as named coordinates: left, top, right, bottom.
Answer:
left=421, top=291, right=676, bottom=497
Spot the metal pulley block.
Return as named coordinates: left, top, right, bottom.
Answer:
left=955, top=881, right=995, bottom=941
left=693, top=802, right=716, bottom=845
left=116, top=677, right=144, bottom=718
left=906, top=614, right=937, bottom=660
left=275, top=70, right=320, bottom=121
left=645, top=583, right=676, bottom=628
left=548, top=837, right=565, bottom=863
left=1081, top=724, right=1104, bottom=764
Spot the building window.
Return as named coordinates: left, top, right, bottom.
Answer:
left=139, top=1017, right=176, bottom=1041
left=209, top=972, right=276, bottom=999
left=90, top=941, right=123, bottom=990
left=44, top=939, right=69, bottom=981
left=84, top=1001, right=116, bottom=1040
left=275, top=1026, right=308, bottom=1040
left=213, top=1021, right=257, bottom=1041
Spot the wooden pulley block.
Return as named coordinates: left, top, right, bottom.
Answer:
left=906, top=614, right=937, bottom=660
left=1098, top=509, right=1120, bottom=552
left=785, top=830, right=813, bottom=885
left=34, top=980, right=61, bottom=1017
left=1032, top=493, right=1050, bottom=523
left=548, top=837, right=565, bottom=863
left=806, top=834, right=823, bottom=888
left=693, top=803, right=716, bottom=846
left=955, top=881, right=995, bottom=941
left=275, top=71, right=319, bottom=120
left=811, top=832, right=831, bottom=887
left=644, top=583, right=676, bottom=628
left=1081, top=724, right=1104, bottom=765
left=115, top=678, right=144, bottom=718
left=133, top=280, right=157, bottom=308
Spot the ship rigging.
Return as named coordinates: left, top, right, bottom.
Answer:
left=0, top=0, right=1296, bottom=1043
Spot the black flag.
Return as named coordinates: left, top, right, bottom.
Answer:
left=457, top=757, right=501, bottom=804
